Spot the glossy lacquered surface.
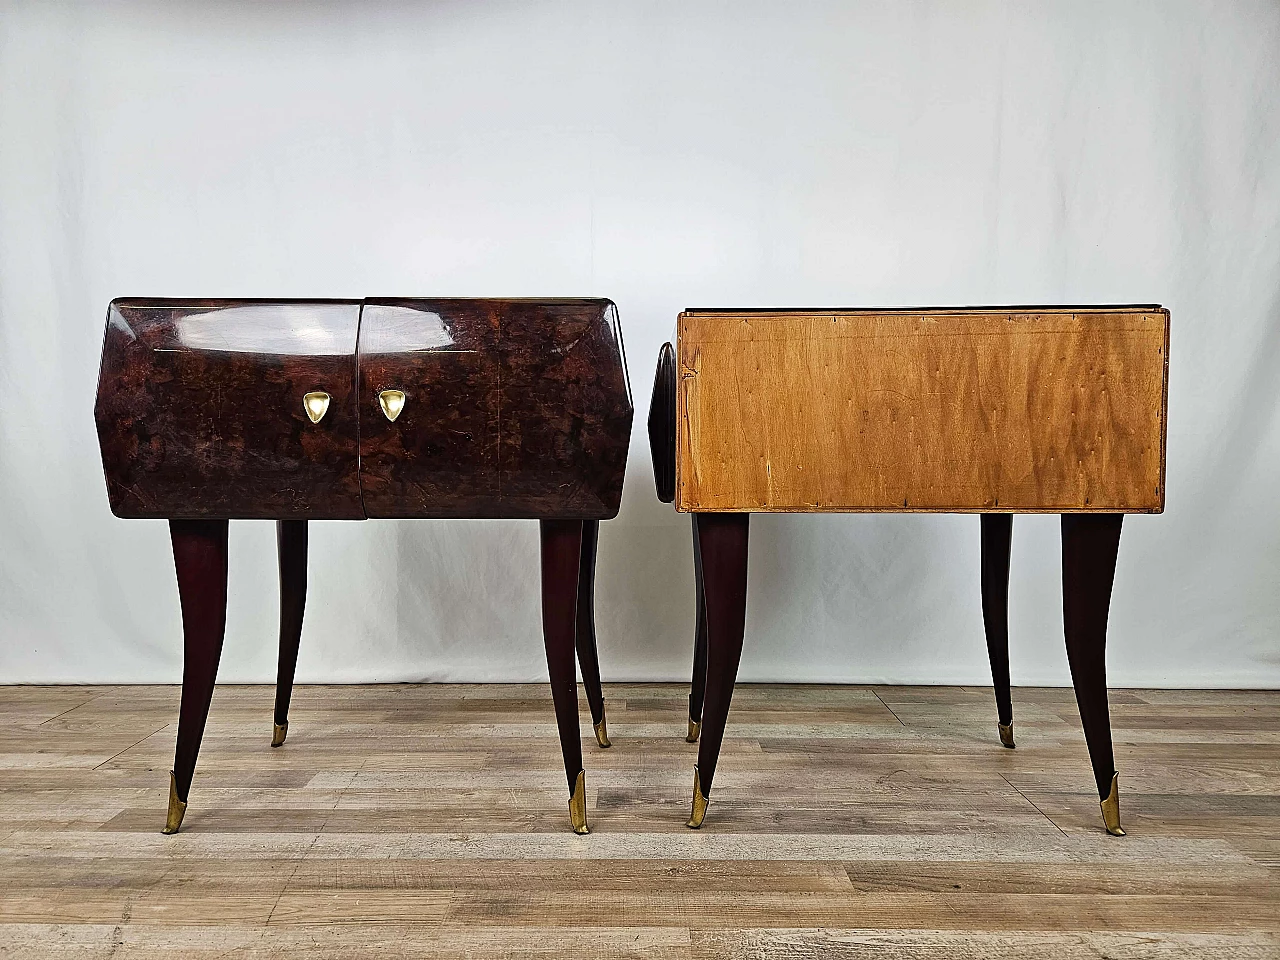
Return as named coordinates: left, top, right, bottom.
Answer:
left=96, top=298, right=633, bottom=520
left=359, top=300, right=500, bottom=517
left=648, top=342, right=677, bottom=504
left=498, top=301, right=632, bottom=519
left=95, top=300, right=363, bottom=519
left=360, top=299, right=632, bottom=519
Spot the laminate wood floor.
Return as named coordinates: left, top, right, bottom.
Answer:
left=1, top=683, right=1277, bottom=958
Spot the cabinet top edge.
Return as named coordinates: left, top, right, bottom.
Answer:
left=110, top=297, right=363, bottom=307
left=363, top=297, right=616, bottom=306
left=680, top=304, right=1166, bottom=316
left=111, top=297, right=617, bottom=308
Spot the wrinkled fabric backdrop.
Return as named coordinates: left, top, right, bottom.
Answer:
left=1, top=0, right=1277, bottom=686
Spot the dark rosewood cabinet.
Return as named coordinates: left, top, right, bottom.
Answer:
left=96, top=297, right=632, bottom=836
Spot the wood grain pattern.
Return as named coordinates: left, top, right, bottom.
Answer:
left=97, top=298, right=633, bottom=522
left=676, top=307, right=1169, bottom=513
left=1, top=683, right=1275, bottom=958
left=497, top=300, right=633, bottom=519
left=357, top=300, right=501, bottom=518
left=357, top=297, right=636, bottom=519
left=96, top=299, right=364, bottom=520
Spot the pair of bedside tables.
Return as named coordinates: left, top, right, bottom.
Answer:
left=95, top=299, right=1168, bottom=838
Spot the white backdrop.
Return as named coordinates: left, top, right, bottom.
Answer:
left=1, top=0, right=1278, bottom=687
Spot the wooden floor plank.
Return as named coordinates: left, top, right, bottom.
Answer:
left=0, top=683, right=1276, bottom=957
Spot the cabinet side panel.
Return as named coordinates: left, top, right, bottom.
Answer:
left=677, top=311, right=1166, bottom=513
left=498, top=301, right=633, bottom=519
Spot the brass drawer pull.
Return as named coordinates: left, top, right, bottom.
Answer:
left=379, top=389, right=406, bottom=422
left=302, top=391, right=330, bottom=424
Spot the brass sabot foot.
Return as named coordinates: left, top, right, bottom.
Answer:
left=161, top=771, right=187, bottom=835
left=686, top=719, right=701, bottom=743
left=1100, top=772, right=1125, bottom=836
left=998, top=722, right=1015, bottom=748
left=686, top=766, right=709, bottom=829
left=569, top=769, right=589, bottom=835
left=594, top=716, right=612, bottom=749
left=271, top=722, right=288, bottom=748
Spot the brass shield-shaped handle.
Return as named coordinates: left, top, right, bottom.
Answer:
left=302, top=391, right=330, bottom=424
left=378, top=389, right=406, bottom=422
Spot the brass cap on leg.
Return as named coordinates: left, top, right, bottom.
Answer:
left=593, top=715, right=612, bottom=749
left=998, top=722, right=1015, bottom=748
left=161, top=771, right=187, bottom=835
left=569, top=769, right=589, bottom=835
left=271, top=722, right=288, bottom=748
left=686, top=719, right=701, bottom=743
left=1100, top=772, right=1125, bottom=836
left=686, top=766, right=709, bottom=829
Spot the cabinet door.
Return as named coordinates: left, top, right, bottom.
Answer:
left=358, top=300, right=500, bottom=518
left=94, top=299, right=363, bottom=519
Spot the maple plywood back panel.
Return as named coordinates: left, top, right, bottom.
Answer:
left=675, top=308, right=1169, bottom=513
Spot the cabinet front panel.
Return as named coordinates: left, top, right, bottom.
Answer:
left=358, top=300, right=501, bottom=518
left=94, top=299, right=363, bottom=519
left=676, top=307, right=1168, bottom=513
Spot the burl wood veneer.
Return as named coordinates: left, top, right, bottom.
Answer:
left=95, top=298, right=632, bottom=836
left=652, top=305, right=1169, bottom=837
left=95, top=300, right=364, bottom=519
left=97, top=298, right=631, bottom=520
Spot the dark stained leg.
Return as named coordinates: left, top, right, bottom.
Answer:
left=272, top=520, right=308, bottom=747
left=1061, top=513, right=1126, bottom=835
left=687, top=516, right=709, bottom=742
left=165, top=519, right=230, bottom=834
left=981, top=513, right=1015, bottom=747
left=687, top=512, right=750, bottom=828
left=540, top=519, right=590, bottom=833
left=575, top=519, right=611, bottom=747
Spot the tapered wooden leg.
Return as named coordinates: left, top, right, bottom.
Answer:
left=687, top=512, right=749, bottom=828
left=1061, top=513, right=1126, bottom=835
left=981, top=513, right=1015, bottom=747
left=272, top=520, right=307, bottom=748
left=166, top=519, right=230, bottom=834
left=541, top=519, right=589, bottom=833
left=575, top=519, right=611, bottom=748
left=687, top=516, right=709, bottom=742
